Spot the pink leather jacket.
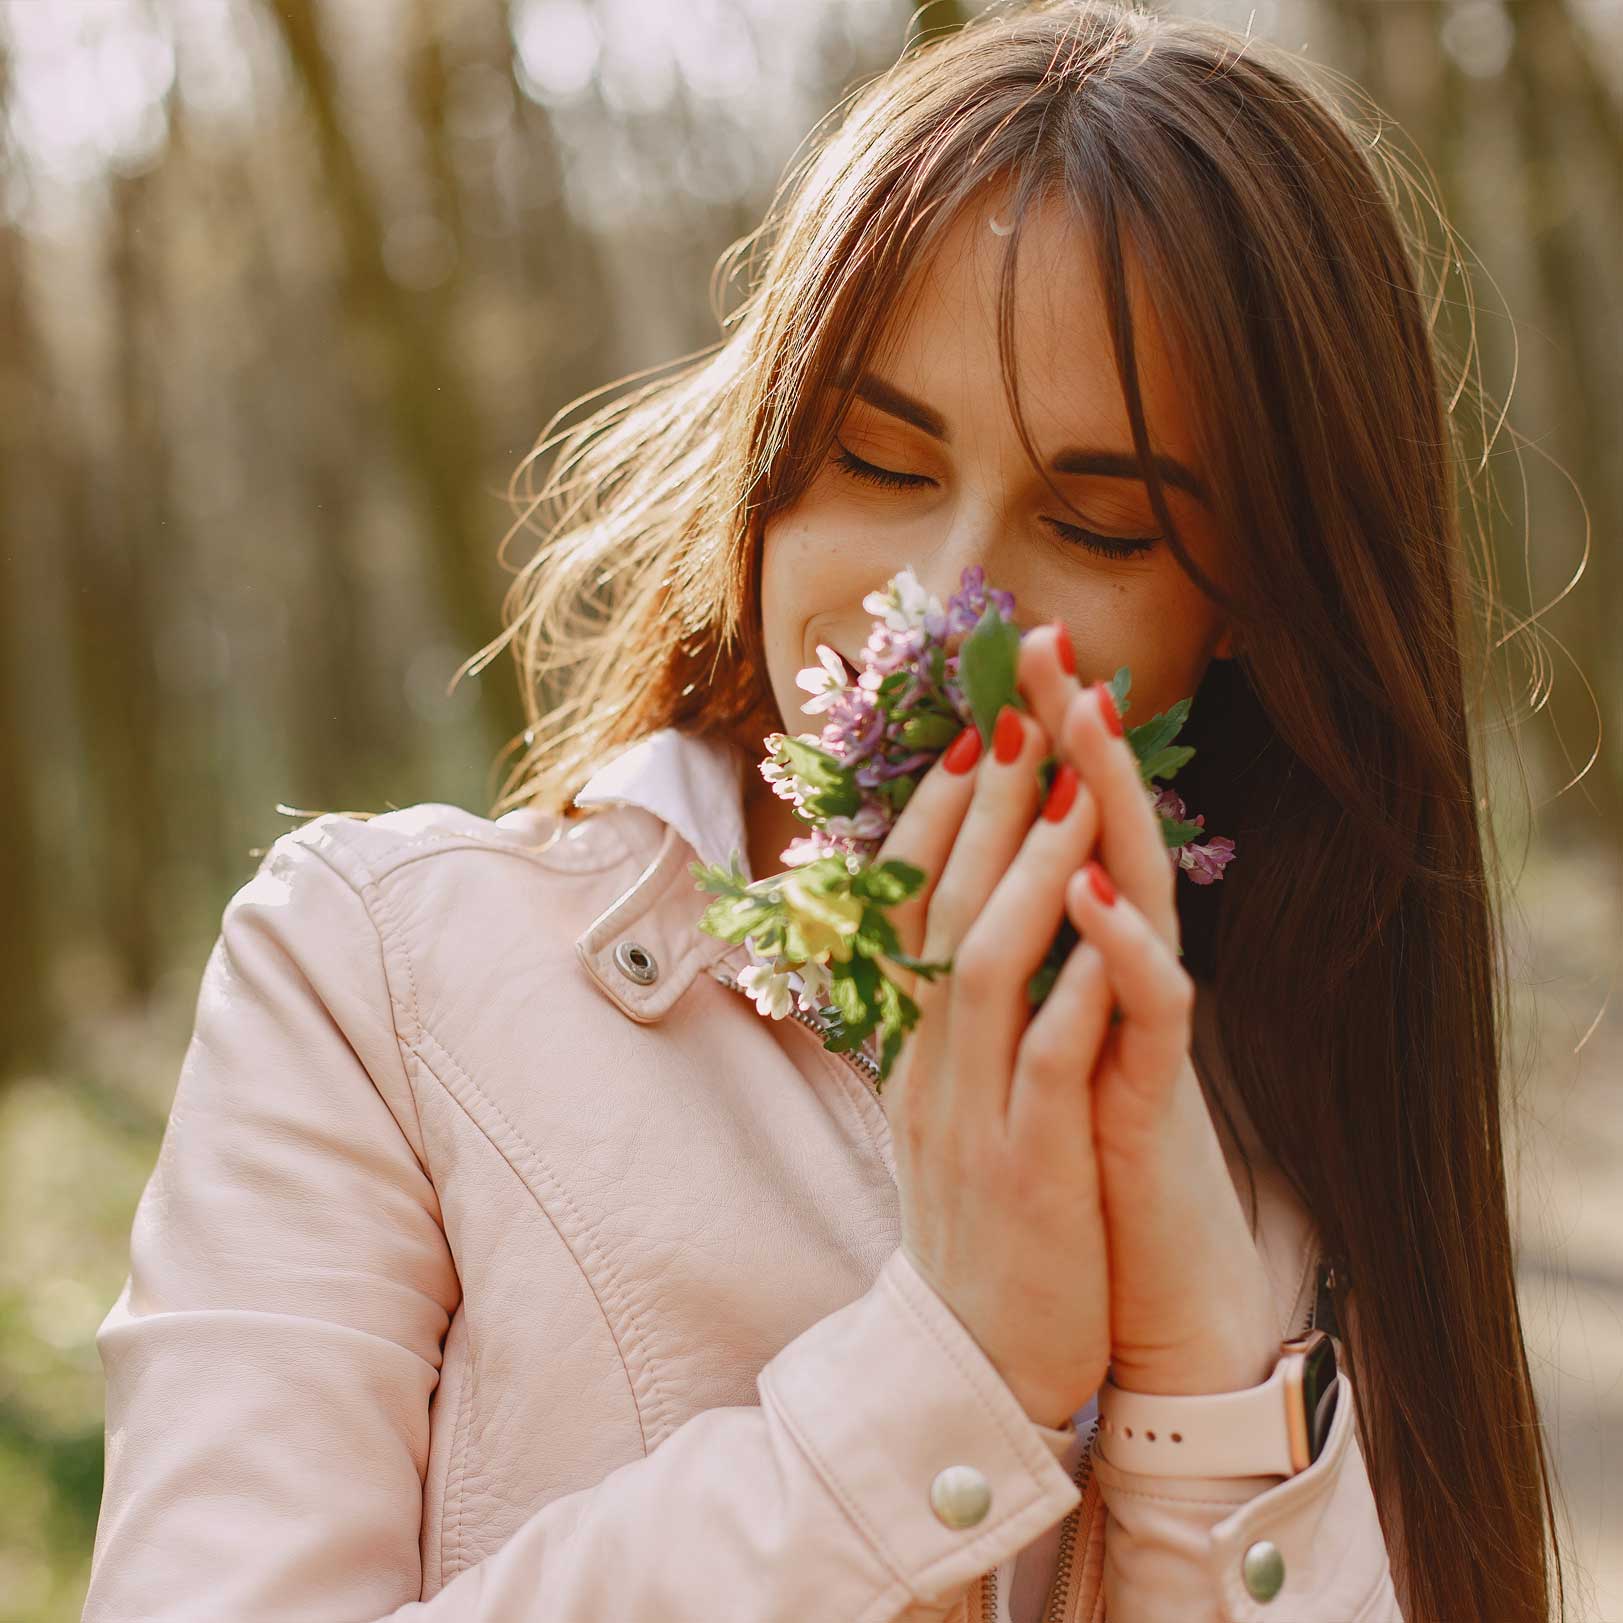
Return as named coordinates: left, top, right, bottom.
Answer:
left=83, top=727, right=1405, bottom=1621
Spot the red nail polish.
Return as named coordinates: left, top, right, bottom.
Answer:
left=1095, top=682, right=1124, bottom=738
left=993, top=705, right=1023, bottom=763
left=943, top=725, right=981, bottom=775
left=1053, top=621, right=1075, bottom=675
left=1042, top=763, right=1079, bottom=822
left=1084, top=860, right=1117, bottom=907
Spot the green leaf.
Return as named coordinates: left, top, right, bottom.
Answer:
left=1138, top=743, right=1196, bottom=783
left=872, top=972, right=921, bottom=1086
left=878, top=775, right=918, bottom=814
left=690, top=852, right=750, bottom=898
left=826, top=954, right=882, bottom=1046
left=895, top=952, right=953, bottom=980
left=958, top=606, right=1023, bottom=745
left=828, top=963, right=868, bottom=1029
left=1107, top=666, right=1133, bottom=720
left=899, top=711, right=962, bottom=750
left=1159, top=815, right=1205, bottom=849
left=849, top=857, right=925, bottom=905
left=1125, top=698, right=1191, bottom=766
left=696, top=892, right=778, bottom=942
left=773, top=735, right=862, bottom=818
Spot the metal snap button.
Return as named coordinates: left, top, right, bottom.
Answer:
left=929, top=1465, right=992, bottom=1529
left=613, top=940, right=659, bottom=985
left=1241, top=1539, right=1285, bottom=1602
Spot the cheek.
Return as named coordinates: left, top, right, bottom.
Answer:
left=761, top=506, right=877, bottom=645
left=1053, top=571, right=1223, bottom=713
left=759, top=514, right=833, bottom=719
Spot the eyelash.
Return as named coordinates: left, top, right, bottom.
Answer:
left=831, top=445, right=1158, bottom=562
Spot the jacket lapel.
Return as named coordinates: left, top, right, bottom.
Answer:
left=575, top=808, right=746, bottom=1023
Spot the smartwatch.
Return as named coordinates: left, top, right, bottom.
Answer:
left=1095, top=1329, right=1341, bottom=1478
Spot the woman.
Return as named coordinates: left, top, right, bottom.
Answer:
left=83, top=3, right=1563, bottom=1619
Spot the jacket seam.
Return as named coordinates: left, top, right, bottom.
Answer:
left=757, top=1376, right=912, bottom=1598
left=309, top=813, right=663, bottom=1455
left=405, top=1021, right=662, bottom=1454
left=446, top=1324, right=476, bottom=1584
left=300, top=841, right=436, bottom=1180
left=1095, top=1483, right=1267, bottom=1512
left=321, top=816, right=639, bottom=886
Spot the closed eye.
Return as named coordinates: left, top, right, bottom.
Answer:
left=830, top=444, right=1159, bottom=563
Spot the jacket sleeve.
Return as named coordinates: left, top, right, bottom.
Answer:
left=1091, top=1351, right=1405, bottom=1620
left=82, top=829, right=1082, bottom=1623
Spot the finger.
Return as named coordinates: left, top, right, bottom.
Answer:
left=1006, top=936, right=1112, bottom=1154
left=867, top=723, right=983, bottom=999
left=1015, top=621, right=1083, bottom=754
left=1065, top=860, right=1194, bottom=1109
left=951, top=759, right=1098, bottom=1117
left=922, top=704, right=1050, bottom=1132
left=920, top=705, right=1048, bottom=967
left=1059, top=681, right=1181, bottom=953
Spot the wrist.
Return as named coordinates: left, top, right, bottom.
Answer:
left=1110, top=1321, right=1280, bottom=1397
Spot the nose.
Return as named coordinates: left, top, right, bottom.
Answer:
left=907, top=524, right=1022, bottom=632
left=909, top=537, right=985, bottom=617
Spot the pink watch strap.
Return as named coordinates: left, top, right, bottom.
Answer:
left=1095, top=1361, right=1297, bottom=1479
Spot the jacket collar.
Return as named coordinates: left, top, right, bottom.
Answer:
left=571, top=728, right=758, bottom=1022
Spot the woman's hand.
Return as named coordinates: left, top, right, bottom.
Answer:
left=870, top=703, right=1114, bottom=1429
left=1016, top=625, right=1280, bottom=1397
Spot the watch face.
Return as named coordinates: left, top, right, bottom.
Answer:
left=1302, top=1334, right=1340, bottom=1462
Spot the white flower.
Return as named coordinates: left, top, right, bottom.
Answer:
left=792, top=956, right=833, bottom=1012
left=738, top=956, right=794, bottom=1019
left=861, top=567, right=943, bottom=633
left=794, top=644, right=849, bottom=715
left=782, top=831, right=836, bottom=866
left=824, top=805, right=890, bottom=841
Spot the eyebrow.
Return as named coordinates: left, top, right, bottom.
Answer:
left=834, top=368, right=1212, bottom=508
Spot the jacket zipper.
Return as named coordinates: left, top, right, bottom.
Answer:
left=981, top=1416, right=1099, bottom=1623
left=713, top=963, right=1102, bottom=1622
left=710, top=964, right=885, bottom=1091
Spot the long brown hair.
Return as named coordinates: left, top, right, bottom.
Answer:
left=471, top=4, right=1564, bottom=1614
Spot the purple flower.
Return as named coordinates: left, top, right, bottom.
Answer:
left=1152, top=788, right=1237, bottom=884
left=819, top=687, right=885, bottom=761
left=1180, top=835, right=1237, bottom=884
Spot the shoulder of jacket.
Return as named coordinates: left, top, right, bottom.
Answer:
left=265, top=798, right=652, bottom=898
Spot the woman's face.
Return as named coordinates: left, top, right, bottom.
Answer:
left=758, top=191, right=1234, bottom=742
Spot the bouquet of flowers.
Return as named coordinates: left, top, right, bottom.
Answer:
left=690, top=565, right=1235, bottom=1087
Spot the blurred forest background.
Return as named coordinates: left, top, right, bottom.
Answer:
left=0, top=0, right=1618, bottom=1618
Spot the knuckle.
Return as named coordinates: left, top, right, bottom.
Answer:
left=949, top=937, right=1001, bottom=997
left=1018, top=1029, right=1073, bottom=1081
left=1162, top=967, right=1196, bottom=1019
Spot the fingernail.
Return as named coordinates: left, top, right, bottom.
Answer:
left=1053, top=620, right=1075, bottom=675
left=1084, top=860, right=1117, bottom=907
left=993, top=705, right=1023, bottom=763
left=943, top=725, right=981, bottom=774
left=1095, top=682, right=1123, bottom=739
left=1042, top=762, right=1079, bottom=822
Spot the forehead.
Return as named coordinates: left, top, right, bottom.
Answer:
left=866, top=189, right=1200, bottom=473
